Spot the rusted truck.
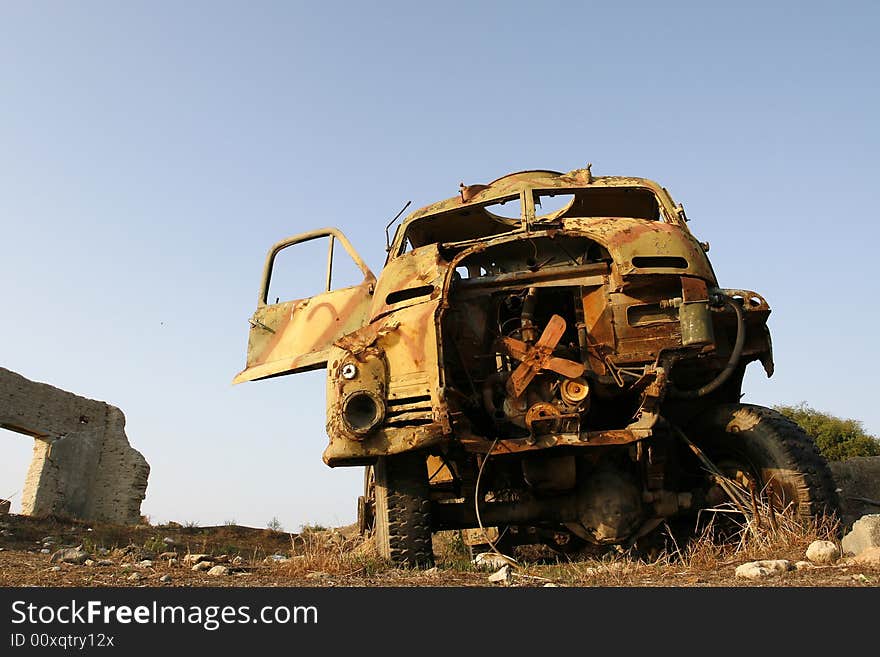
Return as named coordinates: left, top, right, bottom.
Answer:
left=234, top=166, right=838, bottom=566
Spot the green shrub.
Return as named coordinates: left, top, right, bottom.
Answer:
left=775, top=403, right=880, bottom=461
left=143, top=536, right=166, bottom=554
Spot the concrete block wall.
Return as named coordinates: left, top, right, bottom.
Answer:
left=0, top=367, right=149, bottom=525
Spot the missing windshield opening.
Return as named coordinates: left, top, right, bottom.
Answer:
left=535, top=193, right=575, bottom=217
left=401, top=195, right=521, bottom=251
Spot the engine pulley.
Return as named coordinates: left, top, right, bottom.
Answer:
left=560, top=377, right=590, bottom=406
left=525, top=402, right=562, bottom=433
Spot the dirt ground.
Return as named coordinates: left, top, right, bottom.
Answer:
left=0, top=513, right=877, bottom=587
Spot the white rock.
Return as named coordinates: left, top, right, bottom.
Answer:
left=794, top=561, right=813, bottom=570
left=265, top=554, right=289, bottom=563
left=192, top=561, right=213, bottom=572
left=159, top=574, right=172, bottom=583
left=127, top=572, right=141, bottom=582
left=183, top=553, right=211, bottom=565
left=842, top=515, right=880, bottom=556
left=231, top=556, right=244, bottom=566
left=852, top=547, right=880, bottom=567
left=40, top=548, right=50, bottom=554
left=84, top=559, right=96, bottom=567
left=50, top=566, right=61, bottom=572
left=734, top=560, right=792, bottom=580
left=50, top=548, right=90, bottom=565
left=96, top=559, right=113, bottom=567
left=136, top=560, right=154, bottom=568
left=474, top=552, right=511, bottom=570
left=162, top=537, right=175, bottom=546
left=806, top=540, right=840, bottom=565
left=543, top=582, right=559, bottom=587
left=168, top=558, right=178, bottom=567
left=207, top=565, right=230, bottom=576
left=488, top=565, right=511, bottom=583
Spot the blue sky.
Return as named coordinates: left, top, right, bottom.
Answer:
left=1, top=1, right=878, bottom=528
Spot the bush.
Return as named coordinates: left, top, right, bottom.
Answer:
left=774, top=403, right=880, bottom=461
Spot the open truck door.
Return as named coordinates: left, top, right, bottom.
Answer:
left=233, top=228, right=375, bottom=384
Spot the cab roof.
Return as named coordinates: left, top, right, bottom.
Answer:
left=404, top=167, right=678, bottom=223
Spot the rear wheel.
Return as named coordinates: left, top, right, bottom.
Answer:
left=373, top=452, right=435, bottom=567
left=686, top=403, right=840, bottom=519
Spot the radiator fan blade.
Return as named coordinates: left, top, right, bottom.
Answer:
left=502, top=315, right=585, bottom=398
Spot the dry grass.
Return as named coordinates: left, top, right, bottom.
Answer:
left=268, top=492, right=842, bottom=586
left=512, top=495, right=843, bottom=587
left=681, top=501, right=840, bottom=568
left=282, top=529, right=389, bottom=578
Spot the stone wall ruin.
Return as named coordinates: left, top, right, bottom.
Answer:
left=0, top=367, right=149, bottom=525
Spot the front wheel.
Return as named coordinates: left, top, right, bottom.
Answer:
left=686, top=403, right=840, bottom=519
left=373, top=452, right=434, bottom=567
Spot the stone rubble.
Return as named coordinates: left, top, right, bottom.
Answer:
left=734, top=560, right=793, bottom=580
left=488, top=564, right=511, bottom=584
left=50, top=548, right=91, bottom=565
left=264, top=554, right=290, bottom=564
left=473, top=552, right=510, bottom=570
left=852, top=546, right=880, bottom=567
left=842, top=514, right=880, bottom=556
left=183, top=553, right=211, bottom=565
left=806, top=540, right=840, bottom=565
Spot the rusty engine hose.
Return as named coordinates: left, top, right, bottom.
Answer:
left=669, top=294, right=745, bottom=400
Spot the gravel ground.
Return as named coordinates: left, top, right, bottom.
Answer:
left=1, top=513, right=877, bottom=588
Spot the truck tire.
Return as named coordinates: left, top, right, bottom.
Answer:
left=373, top=452, right=434, bottom=567
left=686, top=403, right=840, bottom=518
left=358, top=466, right=375, bottom=535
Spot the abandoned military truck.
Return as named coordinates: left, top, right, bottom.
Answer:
left=235, top=166, right=839, bottom=566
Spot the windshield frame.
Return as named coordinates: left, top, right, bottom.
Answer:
left=392, top=192, right=526, bottom=258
